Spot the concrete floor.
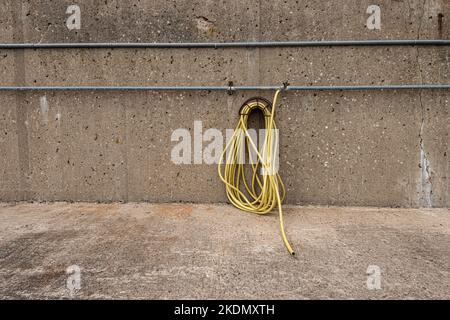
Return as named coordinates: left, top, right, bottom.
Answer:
left=0, top=202, right=448, bottom=299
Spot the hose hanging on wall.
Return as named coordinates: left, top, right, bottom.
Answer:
left=218, top=90, right=295, bottom=255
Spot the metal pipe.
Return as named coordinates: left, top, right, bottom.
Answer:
left=0, top=40, right=449, bottom=49
left=0, top=84, right=449, bottom=91
left=287, top=84, right=450, bottom=91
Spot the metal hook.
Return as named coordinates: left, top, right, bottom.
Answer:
left=228, top=81, right=234, bottom=95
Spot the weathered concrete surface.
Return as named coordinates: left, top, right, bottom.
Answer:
left=0, top=202, right=448, bottom=299
left=0, top=1, right=449, bottom=206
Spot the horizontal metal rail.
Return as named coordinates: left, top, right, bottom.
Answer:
left=0, top=84, right=449, bottom=91
left=0, top=40, right=449, bottom=49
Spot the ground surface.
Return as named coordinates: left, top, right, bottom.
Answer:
left=0, top=202, right=448, bottom=299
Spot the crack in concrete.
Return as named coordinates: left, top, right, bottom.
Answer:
left=417, top=0, right=433, bottom=207
left=419, top=94, right=433, bottom=207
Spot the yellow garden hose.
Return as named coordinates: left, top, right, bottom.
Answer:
left=218, top=90, right=295, bottom=255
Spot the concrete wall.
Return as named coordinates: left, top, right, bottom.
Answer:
left=0, top=0, right=448, bottom=207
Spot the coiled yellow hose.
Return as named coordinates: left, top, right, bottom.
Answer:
left=218, top=90, right=295, bottom=255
